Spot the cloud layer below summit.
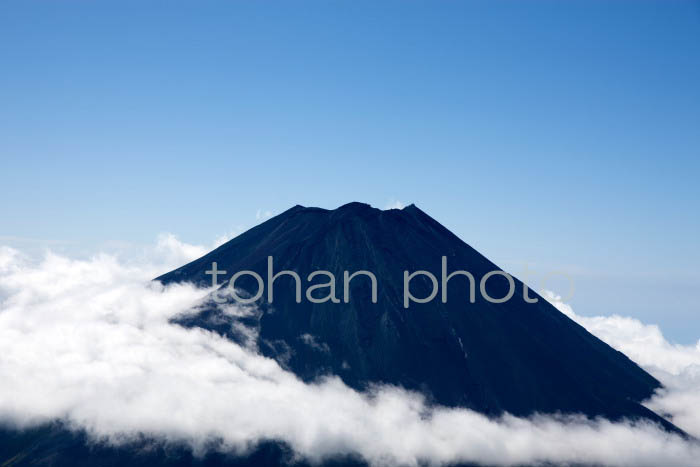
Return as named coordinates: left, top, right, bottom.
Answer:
left=0, top=237, right=699, bottom=466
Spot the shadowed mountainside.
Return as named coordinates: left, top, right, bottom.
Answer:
left=158, top=202, right=671, bottom=427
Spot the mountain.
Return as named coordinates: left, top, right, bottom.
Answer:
left=157, top=202, right=671, bottom=427
left=0, top=202, right=681, bottom=466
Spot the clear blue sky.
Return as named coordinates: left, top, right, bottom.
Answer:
left=1, top=1, right=699, bottom=342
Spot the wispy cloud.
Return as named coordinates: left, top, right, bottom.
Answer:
left=384, top=199, right=405, bottom=210
left=256, top=209, right=273, bottom=222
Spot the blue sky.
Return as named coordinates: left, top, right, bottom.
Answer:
left=1, top=1, right=699, bottom=342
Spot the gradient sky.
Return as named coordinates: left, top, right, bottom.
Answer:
left=1, top=1, right=699, bottom=342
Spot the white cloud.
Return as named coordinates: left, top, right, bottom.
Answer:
left=300, top=333, right=331, bottom=353
left=542, top=291, right=700, bottom=375
left=0, top=246, right=698, bottom=466
left=384, top=199, right=405, bottom=210
left=153, top=233, right=209, bottom=267
left=256, top=209, right=273, bottom=222
left=212, top=228, right=245, bottom=249
left=543, top=291, right=700, bottom=438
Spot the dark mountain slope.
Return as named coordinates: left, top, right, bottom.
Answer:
left=158, top=202, right=669, bottom=427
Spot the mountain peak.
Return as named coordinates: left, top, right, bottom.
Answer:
left=337, top=201, right=373, bottom=210
left=284, top=202, right=421, bottom=216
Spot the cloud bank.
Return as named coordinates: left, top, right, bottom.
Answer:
left=0, top=241, right=699, bottom=466
left=544, top=291, right=700, bottom=439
